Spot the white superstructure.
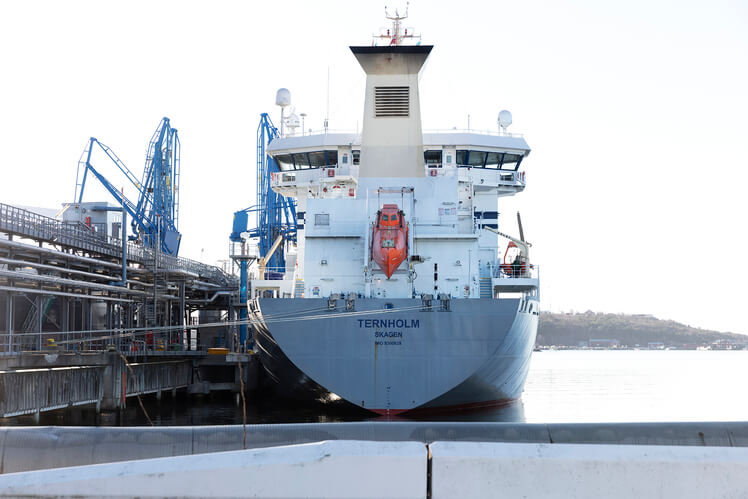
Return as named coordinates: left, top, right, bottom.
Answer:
left=247, top=15, right=538, bottom=304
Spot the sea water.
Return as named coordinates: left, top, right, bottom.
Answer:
left=3, top=350, right=748, bottom=426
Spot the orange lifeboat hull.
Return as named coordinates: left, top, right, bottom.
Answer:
left=371, top=204, right=408, bottom=279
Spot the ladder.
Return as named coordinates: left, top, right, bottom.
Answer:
left=294, top=279, right=305, bottom=298
left=479, top=264, right=493, bottom=299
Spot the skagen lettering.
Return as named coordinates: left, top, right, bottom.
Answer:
left=358, top=319, right=420, bottom=328
left=375, top=331, right=403, bottom=338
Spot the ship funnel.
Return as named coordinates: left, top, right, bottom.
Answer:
left=350, top=45, right=432, bottom=178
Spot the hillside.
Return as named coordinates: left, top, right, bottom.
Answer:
left=537, top=312, right=746, bottom=348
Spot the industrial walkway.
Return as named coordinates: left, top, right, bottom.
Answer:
left=0, top=203, right=239, bottom=354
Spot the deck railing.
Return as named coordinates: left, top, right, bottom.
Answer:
left=0, top=203, right=234, bottom=286
left=491, top=263, right=540, bottom=280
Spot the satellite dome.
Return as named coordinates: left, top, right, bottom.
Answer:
left=275, top=88, right=291, bottom=107
left=498, top=110, right=513, bottom=129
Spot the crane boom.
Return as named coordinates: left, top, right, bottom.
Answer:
left=73, top=118, right=182, bottom=255
left=483, top=226, right=531, bottom=273
left=517, top=211, right=525, bottom=242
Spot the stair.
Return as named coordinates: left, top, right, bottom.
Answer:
left=294, top=279, right=305, bottom=298
left=479, top=278, right=492, bottom=299
left=479, top=264, right=493, bottom=299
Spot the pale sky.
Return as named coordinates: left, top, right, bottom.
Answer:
left=1, top=0, right=746, bottom=333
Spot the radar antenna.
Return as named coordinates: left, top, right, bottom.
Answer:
left=373, top=3, right=421, bottom=46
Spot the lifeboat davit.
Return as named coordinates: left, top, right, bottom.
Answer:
left=371, top=204, right=408, bottom=279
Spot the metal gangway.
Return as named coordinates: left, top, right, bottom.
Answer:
left=0, top=203, right=233, bottom=287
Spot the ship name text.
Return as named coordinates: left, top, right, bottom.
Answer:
left=358, top=319, right=420, bottom=328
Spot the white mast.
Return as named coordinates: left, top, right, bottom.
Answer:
left=373, top=4, right=421, bottom=46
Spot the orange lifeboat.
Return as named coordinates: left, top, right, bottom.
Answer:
left=371, top=204, right=408, bottom=279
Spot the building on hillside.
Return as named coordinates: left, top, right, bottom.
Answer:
left=589, top=338, right=620, bottom=349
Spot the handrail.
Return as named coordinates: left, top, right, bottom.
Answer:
left=0, top=203, right=235, bottom=286
left=424, top=128, right=524, bottom=138
left=491, top=262, right=540, bottom=280
left=274, top=128, right=525, bottom=138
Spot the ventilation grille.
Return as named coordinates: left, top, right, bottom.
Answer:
left=375, top=86, right=409, bottom=117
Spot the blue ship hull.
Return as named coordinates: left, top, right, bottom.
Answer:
left=251, top=297, right=538, bottom=415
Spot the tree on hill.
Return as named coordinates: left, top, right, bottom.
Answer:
left=537, top=312, right=746, bottom=347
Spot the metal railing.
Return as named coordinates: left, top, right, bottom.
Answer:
left=0, top=359, right=192, bottom=418
left=273, top=128, right=525, bottom=138
left=0, top=203, right=234, bottom=286
left=424, top=128, right=525, bottom=138
left=491, top=263, right=540, bottom=280
left=0, top=366, right=103, bottom=417
left=120, top=360, right=192, bottom=397
left=0, top=319, right=210, bottom=355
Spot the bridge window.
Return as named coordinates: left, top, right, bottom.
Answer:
left=309, top=150, right=337, bottom=168
left=292, top=153, right=310, bottom=169
left=485, top=152, right=502, bottom=168
left=500, top=153, right=523, bottom=171
left=424, top=150, right=442, bottom=167
left=456, top=150, right=524, bottom=170
left=468, top=151, right=487, bottom=167
left=274, top=154, right=294, bottom=171
left=272, top=150, right=338, bottom=171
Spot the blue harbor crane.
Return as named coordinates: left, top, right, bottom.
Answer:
left=74, top=118, right=182, bottom=255
left=231, top=113, right=297, bottom=345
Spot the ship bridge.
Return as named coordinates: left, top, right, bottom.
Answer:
left=267, top=130, right=531, bottom=198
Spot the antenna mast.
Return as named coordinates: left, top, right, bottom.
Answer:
left=374, top=3, right=421, bottom=46
left=324, top=67, right=330, bottom=133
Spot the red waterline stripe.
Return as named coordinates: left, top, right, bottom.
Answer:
left=370, top=398, right=517, bottom=417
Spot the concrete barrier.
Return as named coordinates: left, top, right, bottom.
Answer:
left=0, top=440, right=427, bottom=499
left=2, top=422, right=748, bottom=473
left=3, top=438, right=748, bottom=498
left=430, top=441, right=748, bottom=499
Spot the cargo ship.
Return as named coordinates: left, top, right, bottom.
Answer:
left=246, top=11, right=540, bottom=415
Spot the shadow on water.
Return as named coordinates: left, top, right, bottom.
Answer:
left=0, top=389, right=526, bottom=426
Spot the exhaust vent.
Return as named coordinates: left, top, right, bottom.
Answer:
left=375, top=86, right=409, bottom=117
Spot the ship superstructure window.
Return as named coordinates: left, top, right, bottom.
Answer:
left=375, top=86, right=409, bottom=117
left=467, top=151, right=487, bottom=168
left=353, top=150, right=360, bottom=165
left=314, top=213, right=330, bottom=226
left=424, top=150, right=442, bottom=167
left=272, top=150, right=338, bottom=171
left=456, top=150, right=524, bottom=170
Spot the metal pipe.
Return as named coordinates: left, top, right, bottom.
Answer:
left=0, top=286, right=133, bottom=302
left=239, top=257, right=248, bottom=345
left=0, top=238, right=202, bottom=281
left=0, top=269, right=147, bottom=296
left=0, top=240, right=205, bottom=285
left=120, top=207, right=127, bottom=285
left=185, top=290, right=234, bottom=304
left=0, top=257, right=149, bottom=288
left=0, top=239, right=147, bottom=274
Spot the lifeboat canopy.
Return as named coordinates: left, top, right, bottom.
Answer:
left=371, top=204, right=408, bottom=279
